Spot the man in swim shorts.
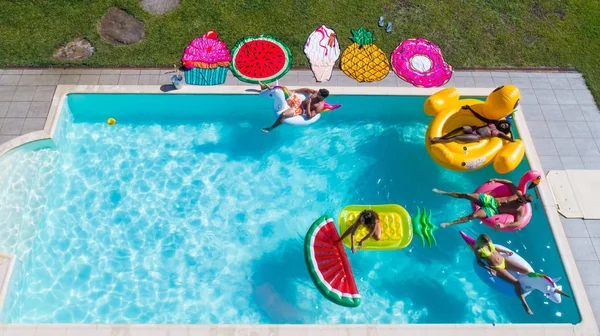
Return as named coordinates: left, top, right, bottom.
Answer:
left=259, top=82, right=329, bottom=133
left=432, top=178, right=533, bottom=229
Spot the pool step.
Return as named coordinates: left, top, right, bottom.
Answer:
left=547, top=170, right=600, bottom=219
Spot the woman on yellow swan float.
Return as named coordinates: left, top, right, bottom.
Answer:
left=424, top=85, right=525, bottom=174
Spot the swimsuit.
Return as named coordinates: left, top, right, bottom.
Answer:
left=477, top=242, right=506, bottom=269
left=463, top=124, right=500, bottom=137
left=286, top=95, right=304, bottom=116
left=477, top=193, right=499, bottom=217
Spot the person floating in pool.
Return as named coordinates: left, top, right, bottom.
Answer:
left=335, top=209, right=381, bottom=254
left=429, top=105, right=514, bottom=144
left=471, top=233, right=533, bottom=315
left=433, top=178, right=533, bottom=229
left=258, top=81, right=329, bottom=133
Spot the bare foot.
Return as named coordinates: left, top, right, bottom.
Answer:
left=429, top=137, right=439, bottom=144
left=526, top=308, right=533, bottom=315
left=432, top=188, right=445, bottom=194
left=258, top=81, right=271, bottom=91
left=262, top=128, right=270, bottom=133
left=441, top=223, right=450, bottom=228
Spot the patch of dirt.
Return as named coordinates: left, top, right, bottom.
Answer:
left=530, top=1, right=567, bottom=20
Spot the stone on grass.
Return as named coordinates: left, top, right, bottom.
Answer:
left=141, top=0, right=179, bottom=15
left=99, top=7, right=145, bottom=45
left=52, top=37, right=95, bottom=61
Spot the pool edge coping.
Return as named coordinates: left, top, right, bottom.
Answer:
left=0, top=254, right=15, bottom=315
left=0, top=84, right=595, bottom=336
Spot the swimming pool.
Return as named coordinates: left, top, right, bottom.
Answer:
left=0, top=92, right=581, bottom=324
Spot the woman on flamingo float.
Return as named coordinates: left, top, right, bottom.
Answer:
left=258, top=81, right=329, bottom=133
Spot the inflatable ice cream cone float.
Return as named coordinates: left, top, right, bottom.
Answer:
left=182, top=30, right=232, bottom=85
left=304, top=25, right=340, bottom=82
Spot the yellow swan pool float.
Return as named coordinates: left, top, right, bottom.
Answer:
left=338, top=204, right=413, bottom=250
left=424, top=85, right=525, bottom=174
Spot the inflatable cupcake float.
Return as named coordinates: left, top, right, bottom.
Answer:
left=391, top=38, right=453, bottom=88
left=182, top=31, right=232, bottom=85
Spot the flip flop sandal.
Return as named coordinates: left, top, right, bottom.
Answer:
left=386, top=22, right=392, bottom=33
left=378, top=16, right=384, bottom=27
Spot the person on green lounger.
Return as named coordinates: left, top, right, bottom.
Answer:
left=432, top=178, right=533, bottom=229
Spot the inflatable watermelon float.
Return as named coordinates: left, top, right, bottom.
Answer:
left=304, top=215, right=361, bottom=308
left=230, top=35, right=292, bottom=84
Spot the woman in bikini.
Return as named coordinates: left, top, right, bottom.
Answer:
left=429, top=105, right=514, bottom=144
left=472, top=234, right=533, bottom=315
left=336, top=210, right=381, bottom=254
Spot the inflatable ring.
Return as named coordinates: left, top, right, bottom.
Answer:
left=424, top=86, right=525, bottom=174
left=471, top=170, right=542, bottom=231
left=259, top=86, right=341, bottom=126
left=338, top=204, right=413, bottom=250
left=459, top=231, right=566, bottom=304
left=391, top=38, right=452, bottom=88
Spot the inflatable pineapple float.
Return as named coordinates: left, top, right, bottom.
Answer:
left=340, top=27, right=390, bottom=82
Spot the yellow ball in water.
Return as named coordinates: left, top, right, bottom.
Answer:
left=107, top=118, right=116, bottom=125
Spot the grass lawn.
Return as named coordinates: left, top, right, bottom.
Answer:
left=0, top=0, right=599, bottom=103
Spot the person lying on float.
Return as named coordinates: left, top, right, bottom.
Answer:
left=336, top=210, right=381, bottom=254
left=433, top=178, right=532, bottom=229
left=460, top=231, right=571, bottom=315
left=429, top=105, right=514, bottom=144
left=471, top=233, right=534, bottom=314
left=259, top=81, right=329, bottom=132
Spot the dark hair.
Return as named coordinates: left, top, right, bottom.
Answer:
left=497, top=120, right=511, bottom=131
left=477, top=234, right=491, bottom=243
left=312, top=95, right=325, bottom=103
left=318, top=89, right=329, bottom=98
left=358, top=210, right=378, bottom=227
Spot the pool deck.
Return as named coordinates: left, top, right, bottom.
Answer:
left=0, top=68, right=600, bottom=335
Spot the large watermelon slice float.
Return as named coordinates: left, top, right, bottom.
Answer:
left=304, top=215, right=361, bottom=308
left=230, top=35, right=292, bottom=84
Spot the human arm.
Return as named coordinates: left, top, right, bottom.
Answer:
left=358, top=226, right=375, bottom=246
left=488, top=178, right=520, bottom=196
left=305, top=99, right=315, bottom=119
left=498, top=208, right=525, bottom=229
left=498, top=132, right=515, bottom=142
left=494, top=245, right=514, bottom=256
left=292, top=88, right=317, bottom=96
left=336, top=220, right=359, bottom=253
left=336, top=220, right=358, bottom=243
left=476, top=256, right=496, bottom=276
left=461, top=105, right=495, bottom=124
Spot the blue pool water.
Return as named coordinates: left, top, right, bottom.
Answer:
left=0, top=93, right=581, bottom=324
